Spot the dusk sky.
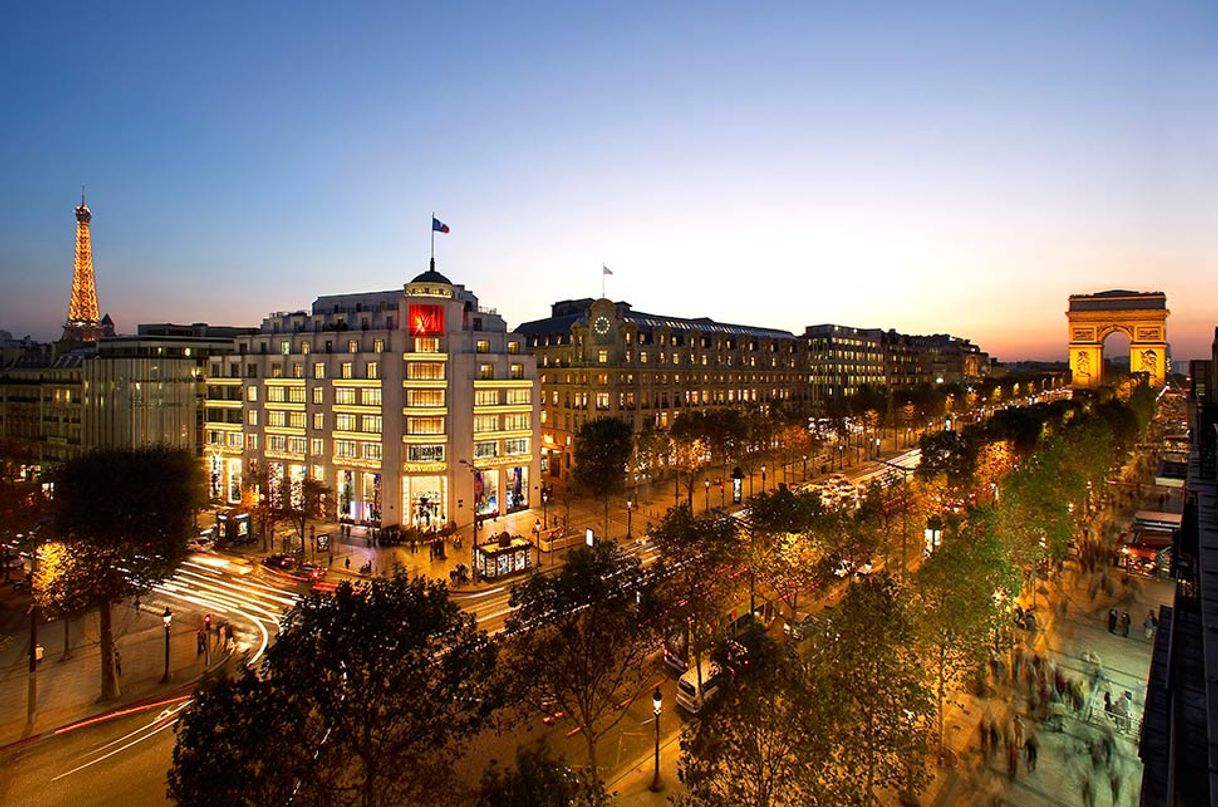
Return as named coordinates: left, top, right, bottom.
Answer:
left=2, top=3, right=1215, bottom=360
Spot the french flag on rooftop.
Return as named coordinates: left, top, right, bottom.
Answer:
left=432, top=217, right=450, bottom=233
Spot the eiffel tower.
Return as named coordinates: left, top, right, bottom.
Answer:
left=61, top=188, right=113, bottom=343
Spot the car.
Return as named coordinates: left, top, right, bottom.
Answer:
left=783, top=613, right=821, bottom=642
left=261, top=553, right=296, bottom=572
left=187, top=537, right=215, bottom=553
left=833, top=559, right=853, bottom=578
left=299, top=563, right=327, bottom=581
left=675, top=659, right=726, bottom=714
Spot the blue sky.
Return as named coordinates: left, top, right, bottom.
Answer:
left=2, top=2, right=1215, bottom=359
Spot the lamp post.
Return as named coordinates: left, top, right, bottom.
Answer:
left=626, top=498, right=634, bottom=539
left=703, top=478, right=710, bottom=511
left=924, top=516, right=943, bottom=558
left=873, top=437, right=881, bottom=460
left=802, top=454, right=808, bottom=481
left=160, top=607, right=172, bottom=683
left=541, top=484, right=550, bottom=531
left=761, top=465, right=767, bottom=494
left=649, top=685, right=663, bottom=792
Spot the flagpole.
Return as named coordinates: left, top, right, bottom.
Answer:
left=430, top=211, right=435, bottom=265
left=601, top=263, right=605, bottom=299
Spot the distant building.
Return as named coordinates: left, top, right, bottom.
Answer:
left=202, top=266, right=540, bottom=529
left=518, top=298, right=806, bottom=480
left=802, top=324, right=885, bottom=402
left=879, top=330, right=990, bottom=388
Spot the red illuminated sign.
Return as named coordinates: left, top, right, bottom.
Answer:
left=409, top=304, right=445, bottom=336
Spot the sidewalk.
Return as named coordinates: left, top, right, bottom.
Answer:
left=0, top=591, right=218, bottom=748
left=920, top=530, right=1168, bottom=805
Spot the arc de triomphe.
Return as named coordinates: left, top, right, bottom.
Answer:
left=1067, top=290, right=1169, bottom=388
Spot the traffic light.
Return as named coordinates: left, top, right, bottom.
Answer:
left=204, top=613, right=212, bottom=633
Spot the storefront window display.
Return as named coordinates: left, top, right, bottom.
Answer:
left=405, top=476, right=446, bottom=527
left=208, top=454, right=223, bottom=499
left=362, top=472, right=382, bottom=524
left=227, top=459, right=242, bottom=503
left=506, top=466, right=528, bottom=513
left=338, top=469, right=355, bottom=521
left=474, top=469, right=500, bottom=518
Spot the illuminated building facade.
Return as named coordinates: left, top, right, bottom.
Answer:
left=202, top=266, right=539, bottom=529
left=518, top=298, right=806, bottom=480
left=803, top=324, right=885, bottom=402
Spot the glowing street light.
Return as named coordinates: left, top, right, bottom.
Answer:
left=160, top=607, right=173, bottom=683
left=649, top=685, right=663, bottom=792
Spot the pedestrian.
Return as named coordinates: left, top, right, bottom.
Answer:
left=114, top=647, right=123, bottom=678
left=196, top=628, right=206, bottom=656
left=1107, top=608, right=1118, bottom=633
left=344, top=556, right=351, bottom=571
left=1145, top=610, right=1157, bottom=640
left=1025, top=734, right=1038, bottom=772
left=1120, top=611, right=1131, bottom=637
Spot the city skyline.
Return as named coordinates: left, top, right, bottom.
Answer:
left=2, top=3, right=1215, bottom=359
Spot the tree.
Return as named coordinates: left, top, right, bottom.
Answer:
left=284, top=475, right=333, bottom=556
left=169, top=574, right=501, bottom=807
left=916, top=430, right=979, bottom=491
left=476, top=742, right=609, bottom=807
left=572, top=417, right=634, bottom=540
left=243, top=460, right=286, bottom=553
left=677, top=634, right=844, bottom=806
left=815, top=574, right=932, bottom=805
left=913, top=522, right=1014, bottom=755
left=671, top=411, right=712, bottom=507
left=746, top=487, right=821, bottom=622
left=504, top=543, right=659, bottom=784
left=31, top=540, right=93, bottom=660
left=53, top=447, right=204, bottom=700
left=651, top=505, right=742, bottom=697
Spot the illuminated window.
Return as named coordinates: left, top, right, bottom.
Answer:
left=335, top=388, right=356, bottom=405
left=313, top=362, right=325, bottom=379
left=280, top=341, right=290, bottom=355
left=310, top=438, right=324, bottom=456
left=596, top=393, right=610, bottom=410
left=313, top=412, right=324, bottom=430
left=504, top=413, right=530, bottom=430
left=475, top=389, right=499, bottom=406
left=474, top=441, right=499, bottom=459
left=410, top=389, right=445, bottom=407
left=336, top=414, right=356, bottom=431
left=288, top=387, right=306, bottom=403
left=271, top=364, right=283, bottom=378
left=348, top=339, right=359, bottom=353
left=373, top=338, right=385, bottom=353
left=407, top=362, right=445, bottom=380
left=596, top=373, right=608, bottom=385
left=597, top=349, right=608, bottom=364
left=247, top=410, right=259, bottom=426
left=246, top=386, right=258, bottom=401
left=505, top=438, right=529, bottom=455
left=510, top=364, right=524, bottom=379
left=474, top=414, right=499, bottom=433
left=268, top=410, right=287, bottom=428
left=479, top=364, right=494, bottom=380
left=288, top=437, right=307, bottom=455
left=363, top=442, right=382, bottom=461
left=506, top=388, right=531, bottom=405
left=414, top=337, right=441, bottom=353
left=288, top=411, right=306, bottom=429
left=334, top=439, right=358, bottom=459
left=267, top=386, right=286, bottom=403
left=507, top=341, right=520, bottom=354
left=362, top=388, right=384, bottom=406
left=640, top=351, right=648, bottom=364
left=366, top=362, right=379, bottom=379
left=268, top=434, right=288, bottom=453
left=407, top=416, right=445, bottom=435
left=312, top=386, right=324, bottom=404
left=341, top=362, right=353, bottom=379
left=361, top=415, right=382, bottom=434
left=407, top=444, right=445, bottom=463
left=476, top=339, right=490, bottom=354
left=246, top=433, right=259, bottom=450
left=292, top=363, right=303, bottom=378
left=301, top=342, right=310, bottom=355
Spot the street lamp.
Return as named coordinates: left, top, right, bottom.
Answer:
left=626, top=497, right=634, bottom=539
left=924, top=516, right=943, bottom=558
left=649, top=685, right=663, bottom=792
left=873, top=437, right=880, bottom=459
left=160, top=607, right=172, bottom=683
left=541, top=484, right=550, bottom=531
left=802, top=454, right=808, bottom=481
left=704, top=478, right=710, bottom=511
left=761, top=465, right=767, bottom=494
